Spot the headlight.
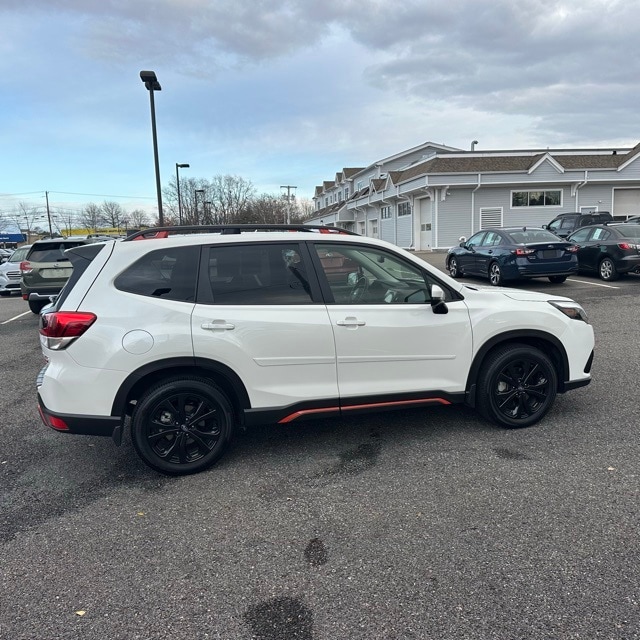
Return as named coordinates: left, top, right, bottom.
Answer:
left=548, top=300, right=589, bottom=322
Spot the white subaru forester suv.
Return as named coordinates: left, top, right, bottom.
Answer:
left=37, top=225, right=594, bottom=475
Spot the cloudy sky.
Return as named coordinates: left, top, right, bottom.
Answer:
left=1, top=0, right=638, bottom=223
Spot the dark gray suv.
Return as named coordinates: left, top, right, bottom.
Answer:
left=20, top=238, right=88, bottom=313
left=545, top=211, right=612, bottom=238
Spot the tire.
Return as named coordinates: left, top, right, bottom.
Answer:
left=488, top=261, right=504, bottom=286
left=598, top=257, right=619, bottom=281
left=548, top=276, right=567, bottom=283
left=448, top=257, right=462, bottom=278
left=476, top=344, right=558, bottom=428
left=28, top=300, right=47, bottom=314
left=131, top=376, right=234, bottom=475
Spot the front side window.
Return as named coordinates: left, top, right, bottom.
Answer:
left=466, top=232, right=486, bottom=248
left=115, top=246, right=199, bottom=302
left=568, top=228, right=591, bottom=242
left=205, top=243, right=314, bottom=305
left=313, top=243, right=448, bottom=305
left=512, top=190, right=562, bottom=207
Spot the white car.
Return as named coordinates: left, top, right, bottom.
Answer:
left=37, top=225, right=595, bottom=475
left=0, top=245, right=31, bottom=296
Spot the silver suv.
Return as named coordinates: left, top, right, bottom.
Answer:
left=37, top=225, right=595, bottom=475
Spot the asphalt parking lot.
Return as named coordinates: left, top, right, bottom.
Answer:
left=1, top=262, right=640, bottom=640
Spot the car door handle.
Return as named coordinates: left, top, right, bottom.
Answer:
left=337, top=317, right=366, bottom=327
left=201, top=320, right=235, bottom=331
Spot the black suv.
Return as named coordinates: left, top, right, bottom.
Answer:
left=567, top=223, right=640, bottom=280
left=545, top=212, right=613, bottom=238
left=20, top=238, right=89, bottom=313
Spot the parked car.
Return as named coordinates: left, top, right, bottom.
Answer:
left=544, top=211, right=613, bottom=238
left=36, top=224, right=594, bottom=476
left=566, top=223, right=640, bottom=280
left=623, top=215, right=640, bottom=223
left=20, top=238, right=89, bottom=313
left=0, top=248, right=14, bottom=264
left=446, top=227, right=579, bottom=286
left=0, top=245, right=31, bottom=296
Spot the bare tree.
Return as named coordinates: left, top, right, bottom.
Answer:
left=54, top=209, right=78, bottom=237
left=239, top=194, right=288, bottom=224
left=129, top=209, right=151, bottom=228
left=81, top=203, right=102, bottom=233
left=295, top=198, right=315, bottom=222
left=208, top=175, right=256, bottom=224
left=100, top=201, right=125, bottom=230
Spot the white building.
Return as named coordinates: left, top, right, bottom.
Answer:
left=307, top=140, right=640, bottom=250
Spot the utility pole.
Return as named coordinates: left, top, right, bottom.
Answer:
left=45, top=191, right=53, bottom=237
left=280, top=185, right=297, bottom=224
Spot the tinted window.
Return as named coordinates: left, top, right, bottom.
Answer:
left=615, top=224, right=640, bottom=238
left=482, top=231, right=502, bottom=246
left=591, top=228, right=611, bottom=241
left=467, top=232, right=486, bottom=248
left=205, top=243, right=314, bottom=305
left=313, top=243, right=449, bottom=305
left=27, top=241, right=85, bottom=262
left=568, top=228, right=591, bottom=242
left=115, top=246, right=199, bottom=302
left=560, top=217, right=577, bottom=229
left=506, top=229, right=561, bottom=244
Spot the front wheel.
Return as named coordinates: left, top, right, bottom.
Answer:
left=477, top=344, right=558, bottom=428
left=488, top=262, right=504, bottom=286
left=599, top=257, right=619, bottom=281
left=448, top=257, right=462, bottom=278
left=548, top=275, right=567, bottom=283
left=131, top=376, right=233, bottom=475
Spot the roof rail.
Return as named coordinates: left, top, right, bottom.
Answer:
left=123, top=224, right=359, bottom=241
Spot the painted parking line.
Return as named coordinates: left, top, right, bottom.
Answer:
left=566, top=278, right=620, bottom=289
left=1, top=310, right=32, bottom=324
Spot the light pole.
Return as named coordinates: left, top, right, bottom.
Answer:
left=195, top=189, right=205, bottom=225
left=176, top=163, right=190, bottom=225
left=140, top=70, right=164, bottom=225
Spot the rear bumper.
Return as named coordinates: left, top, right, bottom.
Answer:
left=37, top=393, right=120, bottom=437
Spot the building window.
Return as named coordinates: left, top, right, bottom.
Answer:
left=381, top=206, right=391, bottom=219
left=397, top=202, right=412, bottom=216
left=344, top=188, right=349, bottom=199
left=512, top=190, right=562, bottom=207
left=356, top=181, right=364, bottom=191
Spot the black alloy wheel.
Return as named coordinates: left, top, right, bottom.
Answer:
left=477, top=344, right=558, bottom=428
left=448, top=257, right=461, bottom=278
left=132, top=376, right=233, bottom=475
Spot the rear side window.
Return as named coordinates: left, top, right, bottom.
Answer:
left=115, top=246, right=200, bottom=302
left=27, top=241, right=85, bottom=262
left=202, top=243, right=315, bottom=305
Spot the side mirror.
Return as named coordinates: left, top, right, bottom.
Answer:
left=458, top=236, right=467, bottom=243
left=541, top=224, right=548, bottom=229
left=430, top=285, right=448, bottom=315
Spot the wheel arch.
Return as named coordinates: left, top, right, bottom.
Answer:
left=465, top=330, right=569, bottom=408
left=111, top=357, right=251, bottom=425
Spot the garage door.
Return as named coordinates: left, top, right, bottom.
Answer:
left=613, top=189, right=640, bottom=217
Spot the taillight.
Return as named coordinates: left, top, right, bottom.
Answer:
left=566, top=245, right=579, bottom=253
left=20, top=260, right=32, bottom=274
left=39, top=312, right=97, bottom=350
left=618, top=242, right=639, bottom=250
left=513, top=247, right=535, bottom=256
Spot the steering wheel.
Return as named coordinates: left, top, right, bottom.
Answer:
left=350, top=274, right=369, bottom=303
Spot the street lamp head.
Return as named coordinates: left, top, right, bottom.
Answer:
left=177, top=163, right=190, bottom=169
left=195, top=189, right=205, bottom=194
left=140, top=70, right=161, bottom=91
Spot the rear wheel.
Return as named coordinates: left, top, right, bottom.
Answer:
left=599, top=257, right=619, bottom=281
left=131, top=376, right=233, bottom=475
left=548, top=275, right=567, bottom=283
left=477, top=344, right=558, bottom=428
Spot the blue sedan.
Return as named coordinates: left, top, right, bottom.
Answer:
left=446, top=227, right=579, bottom=286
